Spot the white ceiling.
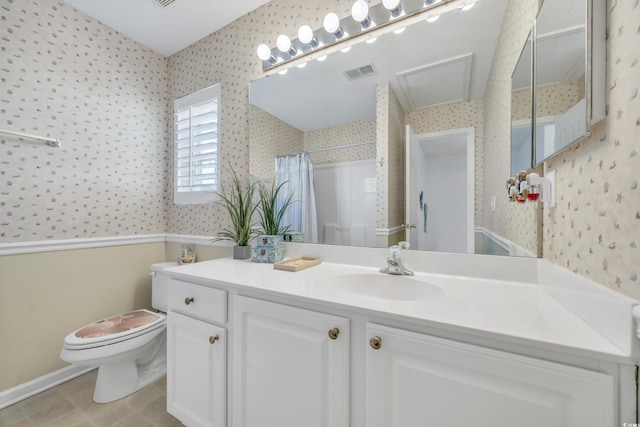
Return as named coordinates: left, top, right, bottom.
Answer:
left=63, top=0, right=271, bottom=57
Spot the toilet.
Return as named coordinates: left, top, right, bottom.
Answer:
left=60, top=262, right=175, bottom=403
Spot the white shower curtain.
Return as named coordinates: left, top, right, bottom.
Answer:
left=275, top=153, right=318, bottom=243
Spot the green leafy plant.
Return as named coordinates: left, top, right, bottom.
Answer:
left=257, top=179, right=295, bottom=236
left=212, top=168, right=259, bottom=246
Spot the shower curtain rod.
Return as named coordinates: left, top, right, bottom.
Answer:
left=277, top=140, right=375, bottom=158
left=0, top=128, right=61, bottom=147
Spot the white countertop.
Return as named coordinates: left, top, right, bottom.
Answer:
left=164, top=257, right=636, bottom=363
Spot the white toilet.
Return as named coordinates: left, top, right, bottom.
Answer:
left=60, top=262, right=175, bottom=403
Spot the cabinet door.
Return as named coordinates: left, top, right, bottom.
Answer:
left=365, top=323, right=614, bottom=427
left=233, top=295, right=350, bottom=427
left=167, top=311, right=226, bottom=427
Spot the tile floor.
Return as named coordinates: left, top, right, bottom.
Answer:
left=0, top=370, right=182, bottom=427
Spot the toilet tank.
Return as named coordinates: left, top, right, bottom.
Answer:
left=150, top=262, right=177, bottom=312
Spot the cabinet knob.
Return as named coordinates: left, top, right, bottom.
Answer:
left=184, top=297, right=194, bottom=305
left=369, top=336, right=382, bottom=350
left=328, top=327, right=340, bottom=340
left=209, top=335, right=219, bottom=345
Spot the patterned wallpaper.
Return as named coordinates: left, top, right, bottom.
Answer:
left=304, top=119, right=376, bottom=165
left=387, top=84, right=405, bottom=229
left=406, top=98, right=485, bottom=226
left=249, top=105, right=303, bottom=182
left=543, top=0, right=640, bottom=300
left=0, top=0, right=168, bottom=243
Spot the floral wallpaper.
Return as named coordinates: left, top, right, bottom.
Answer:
left=304, top=119, right=376, bottom=165
left=0, top=0, right=168, bottom=242
left=544, top=0, right=640, bottom=299
left=249, top=105, right=303, bottom=182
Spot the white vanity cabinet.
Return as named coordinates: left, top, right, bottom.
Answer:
left=364, top=323, right=615, bottom=427
left=166, top=279, right=227, bottom=427
left=232, top=295, right=350, bottom=427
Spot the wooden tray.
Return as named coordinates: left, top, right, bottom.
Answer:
left=274, top=257, right=322, bottom=272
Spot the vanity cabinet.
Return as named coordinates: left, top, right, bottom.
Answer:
left=166, top=280, right=227, bottom=427
left=232, top=295, right=350, bottom=427
left=365, top=323, right=615, bottom=427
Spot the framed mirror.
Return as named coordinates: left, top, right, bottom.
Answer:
left=532, top=0, right=605, bottom=166
left=510, top=30, right=534, bottom=177
left=250, top=0, right=523, bottom=255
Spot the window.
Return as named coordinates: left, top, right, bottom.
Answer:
left=174, top=84, right=220, bottom=205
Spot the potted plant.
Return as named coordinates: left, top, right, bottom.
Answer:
left=212, top=168, right=259, bottom=260
left=252, top=180, right=295, bottom=263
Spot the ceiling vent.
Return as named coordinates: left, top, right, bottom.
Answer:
left=153, top=0, right=176, bottom=7
left=344, top=64, right=377, bottom=81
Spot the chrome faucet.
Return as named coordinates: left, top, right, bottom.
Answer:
left=380, top=244, right=414, bottom=276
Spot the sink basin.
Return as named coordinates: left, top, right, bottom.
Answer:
left=327, top=273, right=444, bottom=301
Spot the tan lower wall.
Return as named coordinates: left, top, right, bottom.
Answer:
left=0, top=242, right=166, bottom=391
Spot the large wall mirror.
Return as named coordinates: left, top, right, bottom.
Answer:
left=250, top=0, right=521, bottom=255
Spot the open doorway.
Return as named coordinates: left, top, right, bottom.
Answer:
left=405, top=126, right=475, bottom=253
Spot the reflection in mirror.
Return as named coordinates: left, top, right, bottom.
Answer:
left=510, top=30, right=533, bottom=177
left=534, top=0, right=587, bottom=165
left=249, top=0, right=515, bottom=254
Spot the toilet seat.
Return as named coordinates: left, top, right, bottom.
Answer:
left=63, top=309, right=165, bottom=350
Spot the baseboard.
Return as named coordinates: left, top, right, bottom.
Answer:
left=0, top=365, right=94, bottom=409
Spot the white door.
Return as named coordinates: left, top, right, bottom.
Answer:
left=405, top=126, right=475, bottom=253
left=365, top=323, right=614, bottom=427
left=167, top=312, right=226, bottom=427
left=232, top=295, right=350, bottom=427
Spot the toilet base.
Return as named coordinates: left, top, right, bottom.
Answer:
left=94, top=361, right=166, bottom=403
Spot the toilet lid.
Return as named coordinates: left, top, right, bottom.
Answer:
left=64, top=309, right=165, bottom=348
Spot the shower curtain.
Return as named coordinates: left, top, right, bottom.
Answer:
left=275, top=153, right=318, bottom=243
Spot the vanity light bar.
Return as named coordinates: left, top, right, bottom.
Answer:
left=256, top=0, right=481, bottom=72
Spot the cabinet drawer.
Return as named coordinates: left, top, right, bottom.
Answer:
left=169, top=279, right=227, bottom=324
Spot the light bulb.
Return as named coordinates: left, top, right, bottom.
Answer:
left=278, top=69, right=288, bottom=75
left=323, top=13, right=341, bottom=33
left=257, top=44, right=274, bottom=62
left=383, top=0, right=402, bottom=17
left=366, top=37, right=377, bottom=44
left=393, top=27, right=407, bottom=34
left=296, top=62, right=307, bottom=69
left=340, top=46, right=352, bottom=53
left=276, top=35, right=290, bottom=52
left=352, top=0, right=369, bottom=22
left=426, top=15, right=440, bottom=22
left=298, top=25, right=314, bottom=44
left=316, top=55, right=328, bottom=62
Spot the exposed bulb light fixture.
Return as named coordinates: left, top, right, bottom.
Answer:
left=426, top=14, right=440, bottom=22
left=424, top=0, right=441, bottom=6
left=257, top=43, right=276, bottom=63
left=393, top=27, right=406, bottom=34
left=366, top=37, right=378, bottom=44
left=316, top=55, right=328, bottom=62
left=276, top=34, right=297, bottom=56
left=278, top=69, right=288, bottom=75
left=298, top=24, right=319, bottom=48
left=340, top=46, right=352, bottom=53
left=323, top=12, right=344, bottom=39
left=383, top=0, right=403, bottom=18
left=296, top=62, right=307, bottom=68
left=352, top=0, right=373, bottom=29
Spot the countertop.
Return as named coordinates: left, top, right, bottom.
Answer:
left=165, top=257, right=632, bottom=362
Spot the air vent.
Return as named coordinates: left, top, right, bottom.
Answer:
left=154, top=0, right=176, bottom=7
left=343, top=64, right=377, bottom=81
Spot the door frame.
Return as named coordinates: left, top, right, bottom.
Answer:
left=406, top=126, right=475, bottom=253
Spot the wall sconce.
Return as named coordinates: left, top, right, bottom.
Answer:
left=352, top=0, right=374, bottom=29
left=256, top=43, right=277, bottom=63
left=298, top=25, right=319, bottom=48
left=526, top=172, right=555, bottom=207
left=324, top=12, right=345, bottom=39
left=276, top=34, right=297, bottom=56
left=383, top=0, right=403, bottom=18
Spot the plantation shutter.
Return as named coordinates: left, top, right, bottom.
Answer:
left=174, top=84, right=220, bottom=205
